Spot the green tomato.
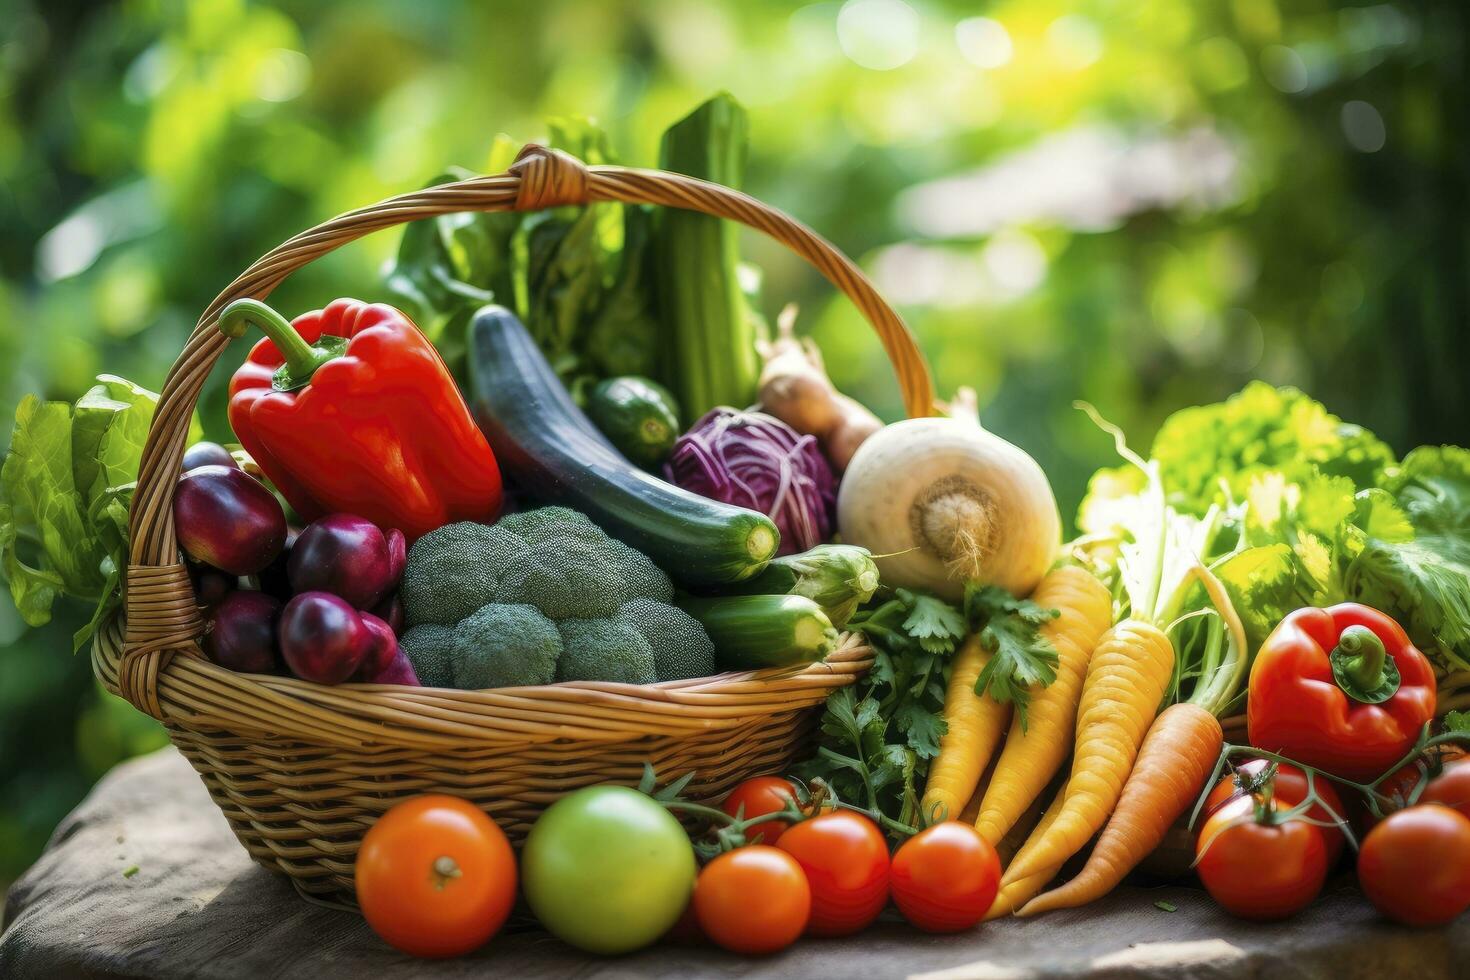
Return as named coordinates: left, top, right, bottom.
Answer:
left=522, top=785, right=696, bottom=954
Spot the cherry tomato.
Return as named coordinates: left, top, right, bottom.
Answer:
left=721, top=776, right=799, bottom=845
left=355, top=795, right=516, bottom=958
left=1358, top=804, right=1470, bottom=927
left=693, top=845, right=811, bottom=954
left=1418, top=759, right=1470, bottom=818
left=890, top=822, right=1001, bottom=932
left=777, top=811, right=889, bottom=937
left=1356, top=747, right=1468, bottom=831
left=1195, top=795, right=1329, bottom=921
left=1203, top=759, right=1347, bottom=863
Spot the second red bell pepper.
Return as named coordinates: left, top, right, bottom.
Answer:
left=1247, top=603, right=1437, bottom=782
left=222, top=298, right=502, bottom=542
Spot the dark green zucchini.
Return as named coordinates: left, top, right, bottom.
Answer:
left=585, top=376, right=681, bottom=469
left=468, top=305, right=778, bottom=587
left=676, top=594, right=838, bottom=670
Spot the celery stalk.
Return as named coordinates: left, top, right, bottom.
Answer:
left=654, top=93, right=761, bottom=418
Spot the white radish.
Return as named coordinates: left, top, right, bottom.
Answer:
left=836, top=388, right=1060, bottom=601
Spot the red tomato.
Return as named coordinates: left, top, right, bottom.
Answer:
left=890, top=822, right=1001, bottom=932
left=1422, top=760, right=1470, bottom=818
left=1203, top=759, right=1348, bottom=863
left=1195, top=795, right=1329, bottom=921
left=777, top=811, right=890, bottom=937
left=1356, top=747, right=1468, bottom=832
left=693, top=846, right=810, bottom=955
left=1358, top=805, right=1470, bottom=927
left=355, top=795, right=517, bottom=957
left=721, top=776, right=799, bottom=845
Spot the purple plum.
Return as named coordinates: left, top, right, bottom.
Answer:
left=174, top=465, right=287, bottom=575
left=358, top=611, right=398, bottom=677
left=287, top=514, right=406, bottom=610
left=190, top=562, right=237, bottom=609
left=204, top=591, right=281, bottom=674
left=362, top=650, right=420, bottom=686
left=372, top=594, right=404, bottom=635
left=182, top=441, right=239, bottom=473
left=278, top=591, right=371, bottom=685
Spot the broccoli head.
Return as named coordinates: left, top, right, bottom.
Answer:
left=604, top=539, right=675, bottom=606
left=402, top=522, right=528, bottom=627
left=496, top=536, right=621, bottom=619
left=617, top=598, right=716, bottom=682
left=400, top=623, right=456, bottom=688
left=401, top=506, right=685, bottom=688
left=451, top=603, right=562, bottom=689
left=556, top=618, right=658, bottom=684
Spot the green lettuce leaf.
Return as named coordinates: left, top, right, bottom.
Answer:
left=1146, top=382, right=1396, bottom=515
left=1209, top=543, right=1301, bottom=652
left=1387, top=446, right=1470, bottom=564
left=0, top=377, right=165, bottom=642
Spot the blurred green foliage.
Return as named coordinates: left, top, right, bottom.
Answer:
left=0, top=0, right=1464, bottom=886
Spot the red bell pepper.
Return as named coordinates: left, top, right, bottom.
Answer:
left=1247, top=603, right=1437, bottom=782
left=222, top=298, right=502, bottom=542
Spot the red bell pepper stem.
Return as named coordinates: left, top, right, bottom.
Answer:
left=1332, top=624, right=1392, bottom=698
left=217, top=299, right=345, bottom=391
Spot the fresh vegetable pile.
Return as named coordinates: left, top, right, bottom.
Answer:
left=4, top=91, right=1470, bottom=961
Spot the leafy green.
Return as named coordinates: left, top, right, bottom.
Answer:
left=965, top=583, right=1060, bottom=727
left=382, top=120, right=647, bottom=392
left=1080, top=384, right=1470, bottom=674
left=1082, top=383, right=1396, bottom=523
left=795, top=588, right=964, bottom=840
left=382, top=163, right=506, bottom=383
left=1208, top=543, right=1300, bottom=652
left=0, top=376, right=187, bottom=648
left=901, top=591, right=967, bottom=655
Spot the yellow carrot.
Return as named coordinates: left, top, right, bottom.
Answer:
left=1017, top=702, right=1223, bottom=916
left=1000, top=618, right=1175, bottom=884
left=984, top=786, right=1069, bottom=920
left=921, top=634, right=1011, bottom=823
left=974, top=566, right=1111, bottom=845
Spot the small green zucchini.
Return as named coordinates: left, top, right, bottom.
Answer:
left=676, top=594, right=838, bottom=670
left=725, top=544, right=879, bottom=629
left=585, top=376, right=681, bottom=469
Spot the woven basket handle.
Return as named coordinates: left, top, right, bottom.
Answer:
left=116, top=144, right=935, bottom=713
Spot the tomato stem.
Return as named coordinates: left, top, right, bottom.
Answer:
left=431, top=855, right=461, bottom=889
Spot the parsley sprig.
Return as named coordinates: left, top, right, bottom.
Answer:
left=965, top=583, right=1061, bottom=728
left=795, top=589, right=966, bottom=840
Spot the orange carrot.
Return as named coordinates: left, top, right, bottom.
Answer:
left=1016, top=702, right=1223, bottom=916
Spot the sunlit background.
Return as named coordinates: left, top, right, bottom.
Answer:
left=1, top=0, right=1464, bottom=888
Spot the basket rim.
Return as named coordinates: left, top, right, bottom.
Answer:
left=94, top=613, right=873, bottom=750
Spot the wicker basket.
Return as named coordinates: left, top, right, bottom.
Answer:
left=92, top=144, right=936, bottom=905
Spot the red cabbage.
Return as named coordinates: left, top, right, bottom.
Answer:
left=664, top=407, right=836, bottom=556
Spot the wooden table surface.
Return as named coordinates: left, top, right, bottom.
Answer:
left=2, top=747, right=1465, bottom=979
